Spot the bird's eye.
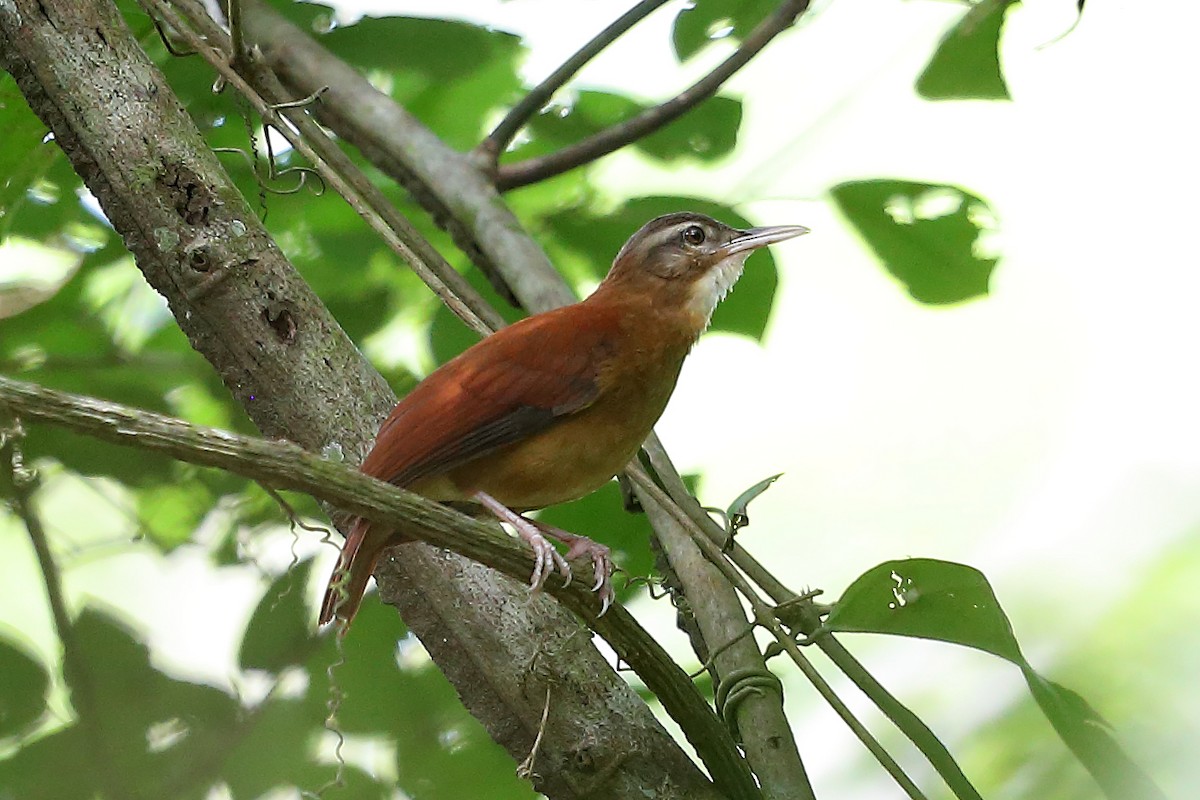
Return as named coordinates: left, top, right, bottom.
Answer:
left=681, top=225, right=706, bottom=246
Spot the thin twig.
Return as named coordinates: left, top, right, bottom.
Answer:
left=230, top=0, right=578, bottom=313
left=816, top=636, right=984, bottom=800
left=227, top=0, right=244, bottom=64
left=641, top=437, right=978, bottom=800
left=516, top=687, right=551, bottom=781
left=495, top=0, right=811, bottom=191
left=479, top=0, right=671, bottom=162
left=626, top=462, right=928, bottom=800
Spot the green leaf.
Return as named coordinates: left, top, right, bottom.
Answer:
left=524, top=91, right=742, bottom=165
left=826, top=558, right=1023, bottom=662
left=70, top=608, right=241, bottom=797
left=526, top=91, right=640, bottom=152
left=218, top=696, right=390, bottom=800
left=638, top=95, right=742, bottom=163
left=312, top=596, right=413, bottom=733
left=672, top=0, right=778, bottom=61
left=1023, top=669, right=1168, bottom=800
left=0, top=144, right=87, bottom=244
left=726, top=472, right=782, bottom=532
left=304, top=9, right=524, bottom=150
left=916, top=0, right=1014, bottom=101
left=0, top=636, right=49, bottom=737
left=0, top=727, right=94, bottom=800
left=831, top=179, right=999, bottom=304
left=0, top=76, right=56, bottom=240
left=828, top=560, right=1169, bottom=799
left=239, top=558, right=319, bottom=673
left=134, top=473, right=217, bottom=549
left=319, top=602, right=535, bottom=800
left=317, top=12, right=517, bottom=80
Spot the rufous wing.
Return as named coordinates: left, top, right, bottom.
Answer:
left=360, top=303, right=620, bottom=489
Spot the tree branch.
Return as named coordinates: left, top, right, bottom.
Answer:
left=479, top=0, right=671, bottom=162
left=633, top=439, right=815, bottom=800
left=236, top=0, right=575, bottom=312
left=220, top=4, right=815, bottom=795
left=0, top=373, right=754, bottom=800
left=0, top=3, right=733, bottom=797
left=495, top=0, right=811, bottom=191
left=147, top=0, right=504, bottom=336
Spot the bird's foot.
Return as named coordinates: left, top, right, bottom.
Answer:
left=470, top=491, right=615, bottom=616
left=529, top=521, right=615, bottom=617
left=473, top=491, right=571, bottom=592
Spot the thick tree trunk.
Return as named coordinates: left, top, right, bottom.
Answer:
left=0, top=1, right=729, bottom=797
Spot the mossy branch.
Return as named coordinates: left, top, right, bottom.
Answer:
left=0, top=372, right=757, bottom=800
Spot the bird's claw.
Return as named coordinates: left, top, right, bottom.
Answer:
left=561, top=536, right=615, bottom=617
left=524, top=528, right=572, bottom=593
left=471, top=491, right=615, bottom=615
left=525, top=524, right=616, bottom=616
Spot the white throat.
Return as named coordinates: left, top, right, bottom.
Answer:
left=685, top=253, right=751, bottom=330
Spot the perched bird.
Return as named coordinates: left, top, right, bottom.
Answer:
left=320, top=212, right=807, bottom=629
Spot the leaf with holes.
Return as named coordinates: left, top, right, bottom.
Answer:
left=828, top=559, right=1168, bottom=800
left=832, top=180, right=1000, bottom=304
left=672, top=0, right=779, bottom=61
left=826, top=558, right=1022, bottom=662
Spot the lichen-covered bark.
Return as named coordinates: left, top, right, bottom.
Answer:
left=0, top=2, right=728, bottom=798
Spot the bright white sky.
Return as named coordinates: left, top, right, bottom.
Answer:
left=2, top=1, right=1197, bottom=797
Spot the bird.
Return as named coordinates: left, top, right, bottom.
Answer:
left=320, top=211, right=808, bottom=630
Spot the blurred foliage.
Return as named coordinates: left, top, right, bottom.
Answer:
left=963, top=534, right=1200, bottom=800
left=831, top=179, right=999, bottom=304
left=0, top=638, right=48, bottom=739
left=0, top=574, right=534, bottom=800
left=0, top=79, right=56, bottom=240
left=917, top=0, right=1015, bottom=101
left=672, top=0, right=778, bottom=62
left=521, top=90, right=743, bottom=164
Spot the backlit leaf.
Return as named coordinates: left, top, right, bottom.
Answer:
left=917, top=0, right=1014, bottom=101
left=831, top=179, right=1000, bottom=304
left=239, top=558, right=319, bottom=673
left=827, top=558, right=1022, bottom=662
left=828, top=559, right=1168, bottom=799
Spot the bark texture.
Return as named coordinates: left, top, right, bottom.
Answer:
left=0, top=2, right=731, bottom=797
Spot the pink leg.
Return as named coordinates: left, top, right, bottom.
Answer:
left=471, top=491, right=616, bottom=616
left=528, top=519, right=615, bottom=617
left=473, top=491, right=571, bottom=592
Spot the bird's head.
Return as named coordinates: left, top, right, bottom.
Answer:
left=602, top=212, right=808, bottom=332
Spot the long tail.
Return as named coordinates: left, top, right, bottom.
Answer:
left=319, top=516, right=387, bottom=629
